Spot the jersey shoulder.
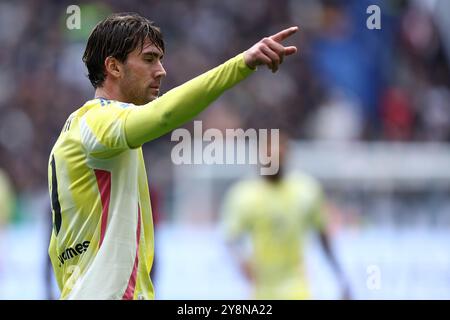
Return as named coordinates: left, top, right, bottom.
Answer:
left=286, top=171, right=322, bottom=190
left=76, top=99, right=137, bottom=157
left=76, top=98, right=135, bottom=116
left=285, top=171, right=324, bottom=203
left=226, top=178, right=266, bottom=201
left=222, top=178, right=264, bottom=213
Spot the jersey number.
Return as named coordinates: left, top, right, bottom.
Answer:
left=50, top=155, right=62, bottom=235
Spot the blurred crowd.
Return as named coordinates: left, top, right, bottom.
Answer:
left=0, top=0, right=449, bottom=200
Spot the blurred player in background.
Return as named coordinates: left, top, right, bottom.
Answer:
left=222, top=133, right=351, bottom=299
left=48, top=12, right=299, bottom=299
left=0, top=169, right=14, bottom=227
left=0, top=169, right=15, bottom=274
left=0, top=169, right=14, bottom=279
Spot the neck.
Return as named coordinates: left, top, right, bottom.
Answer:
left=264, top=167, right=284, bottom=183
left=94, top=84, right=124, bottom=102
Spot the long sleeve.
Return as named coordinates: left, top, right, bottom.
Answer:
left=124, top=52, right=254, bottom=148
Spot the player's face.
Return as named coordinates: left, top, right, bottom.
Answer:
left=261, top=133, right=288, bottom=178
left=120, top=39, right=166, bottom=105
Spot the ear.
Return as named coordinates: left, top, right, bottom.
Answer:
left=104, top=56, right=123, bottom=80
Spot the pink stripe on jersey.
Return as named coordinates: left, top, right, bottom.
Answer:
left=94, top=169, right=111, bottom=248
left=122, top=206, right=141, bottom=300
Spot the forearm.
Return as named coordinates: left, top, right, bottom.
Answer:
left=320, top=231, right=346, bottom=281
left=125, top=53, right=254, bottom=147
left=227, top=239, right=254, bottom=282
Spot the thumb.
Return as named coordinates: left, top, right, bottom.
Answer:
left=284, top=46, right=298, bottom=56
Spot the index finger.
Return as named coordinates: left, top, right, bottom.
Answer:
left=269, top=26, right=299, bottom=42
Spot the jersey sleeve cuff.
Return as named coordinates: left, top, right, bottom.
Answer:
left=236, top=52, right=257, bottom=76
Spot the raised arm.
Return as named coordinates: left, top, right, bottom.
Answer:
left=124, top=26, right=299, bottom=148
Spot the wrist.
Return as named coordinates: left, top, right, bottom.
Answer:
left=243, top=51, right=257, bottom=70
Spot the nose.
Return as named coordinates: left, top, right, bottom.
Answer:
left=155, top=61, right=167, bottom=79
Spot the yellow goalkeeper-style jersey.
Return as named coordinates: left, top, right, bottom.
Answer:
left=48, top=53, right=253, bottom=299
left=222, top=173, right=326, bottom=299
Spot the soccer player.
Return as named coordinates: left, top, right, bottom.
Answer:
left=48, top=13, right=298, bottom=299
left=221, top=134, right=351, bottom=299
left=0, top=168, right=14, bottom=227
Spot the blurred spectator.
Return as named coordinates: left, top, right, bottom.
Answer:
left=308, top=89, right=364, bottom=141
left=380, top=87, right=414, bottom=141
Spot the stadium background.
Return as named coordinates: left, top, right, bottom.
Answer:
left=0, top=0, right=450, bottom=299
